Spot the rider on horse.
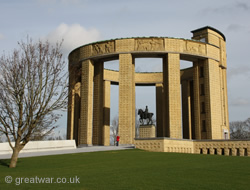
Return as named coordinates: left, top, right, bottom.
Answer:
left=138, top=106, right=154, bottom=125
left=145, top=106, right=148, bottom=118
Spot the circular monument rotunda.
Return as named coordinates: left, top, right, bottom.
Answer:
left=67, top=26, right=229, bottom=147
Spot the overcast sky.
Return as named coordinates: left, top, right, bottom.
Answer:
left=0, top=0, right=250, bottom=135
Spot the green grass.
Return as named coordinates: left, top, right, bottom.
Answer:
left=0, top=149, right=249, bottom=190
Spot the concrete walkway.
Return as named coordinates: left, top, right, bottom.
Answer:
left=0, top=145, right=135, bottom=159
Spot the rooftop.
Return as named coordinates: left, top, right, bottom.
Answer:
left=191, top=26, right=226, bottom=41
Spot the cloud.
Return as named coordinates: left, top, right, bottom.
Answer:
left=227, top=24, right=244, bottom=32
left=0, top=33, right=4, bottom=40
left=236, top=2, right=250, bottom=11
left=45, top=23, right=101, bottom=55
left=227, top=65, right=250, bottom=79
left=230, top=98, right=250, bottom=107
left=201, top=1, right=250, bottom=15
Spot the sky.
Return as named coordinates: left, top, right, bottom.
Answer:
left=0, top=0, right=250, bottom=136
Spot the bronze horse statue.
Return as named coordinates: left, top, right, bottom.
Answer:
left=138, top=109, right=154, bottom=125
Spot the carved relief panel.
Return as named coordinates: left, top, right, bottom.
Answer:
left=92, top=41, right=115, bottom=55
left=186, top=41, right=206, bottom=55
left=135, top=38, right=164, bottom=51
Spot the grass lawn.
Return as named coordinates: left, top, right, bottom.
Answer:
left=0, top=149, right=249, bottom=190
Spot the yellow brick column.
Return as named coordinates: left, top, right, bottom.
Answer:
left=223, top=68, right=230, bottom=134
left=119, top=54, right=135, bottom=145
left=203, top=59, right=222, bottom=139
left=67, top=67, right=76, bottom=140
left=163, top=53, right=182, bottom=139
left=220, top=68, right=230, bottom=138
left=103, top=80, right=111, bottom=146
left=73, top=82, right=81, bottom=145
left=67, top=88, right=75, bottom=140
left=131, top=61, right=136, bottom=144
left=193, top=61, right=201, bottom=139
left=93, top=61, right=104, bottom=145
left=156, top=83, right=164, bottom=137
left=79, top=59, right=94, bottom=146
left=219, top=39, right=230, bottom=136
left=181, top=80, right=192, bottom=139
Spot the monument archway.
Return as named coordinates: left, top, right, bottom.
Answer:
left=67, top=26, right=229, bottom=146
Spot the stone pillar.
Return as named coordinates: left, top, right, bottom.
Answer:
left=182, top=80, right=192, bottom=139
left=193, top=61, right=201, bottom=139
left=221, top=68, right=230, bottom=137
left=93, top=61, right=104, bottom=145
left=79, top=59, right=94, bottom=146
left=67, top=67, right=76, bottom=140
left=73, top=82, right=81, bottom=145
left=203, top=59, right=222, bottom=139
left=68, top=88, right=75, bottom=140
left=156, top=83, right=163, bottom=137
left=119, top=54, right=135, bottom=145
left=203, top=148, right=208, bottom=154
left=239, top=148, right=244, bottom=156
left=232, top=148, right=237, bottom=156
left=132, top=60, right=136, bottom=144
left=219, top=39, right=229, bottom=134
left=162, top=53, right=182, bottom=139
left=223, top=70, right=230, bottom=130
left=224, top=148, right=229, bottom=156
left=103, top=80, right=111, bottom=146
left=217, top=148, right=222, bottom=155
left=210, top=148, right=215, bottom=155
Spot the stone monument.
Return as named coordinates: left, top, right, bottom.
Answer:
left=138, top=106, right=156, bottom=138
left=67, top=26, right=231, bottom=148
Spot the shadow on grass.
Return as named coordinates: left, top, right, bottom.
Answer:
left=0, top=159, right=10, bottom=167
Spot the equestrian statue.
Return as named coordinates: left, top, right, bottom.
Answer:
left=138, top=106, right=154, bottom=125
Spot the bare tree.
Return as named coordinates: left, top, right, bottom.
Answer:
left=111, top=109, right=143, bottom=143
left=47, top=130, right=66, bottom=140
left=47, top=136, right=63, bottom=141
left=110, top=116, right=119, bottom=146
left=0, top=38, right=68, bottom=168
left=245, top=118, right=250, bottom=128
left=230, top=118, right=250, bottom=139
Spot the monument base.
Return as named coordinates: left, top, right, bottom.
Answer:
left=139, top=125, right=156, bottom=138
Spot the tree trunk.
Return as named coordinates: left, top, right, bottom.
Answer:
left=9, top=147, right=21, bottom=168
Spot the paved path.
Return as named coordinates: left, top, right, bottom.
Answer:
left=0, top=145, right=135, bottom=159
